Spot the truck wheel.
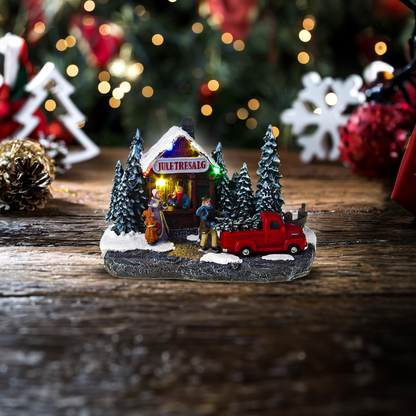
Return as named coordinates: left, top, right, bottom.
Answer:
left=240, top=247, right=253, bottom=257
left=288, top=244, right=300, bottom=255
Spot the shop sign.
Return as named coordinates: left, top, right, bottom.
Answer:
left=153, top=157, right=209, bottom=174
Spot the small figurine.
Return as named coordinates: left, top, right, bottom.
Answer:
left=148, top=189, right=169, bottom=241
left=196, top=196, right=222, bottom=251
left=168, top=183, right=190, bottom=209
left=142, top=209, right=160, bottom=245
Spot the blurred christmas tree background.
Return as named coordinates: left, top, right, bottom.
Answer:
left=0, top=0, right=413, bottom=150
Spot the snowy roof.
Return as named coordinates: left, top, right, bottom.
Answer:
left=141, top=126, right=217, bottom=172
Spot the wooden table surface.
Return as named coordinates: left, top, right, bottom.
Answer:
left=0, top=148, right=415, bottom=416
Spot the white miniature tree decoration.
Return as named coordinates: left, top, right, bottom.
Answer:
left=281, top=72, right=365, bottom=163
left=13, top=62, right=100, bottom=165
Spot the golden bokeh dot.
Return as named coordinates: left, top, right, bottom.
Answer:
left=299, top=29, right=311, bottom=42
left=168, top=0, right=177, bottom=2
left=297, top=52, right=310, bottom=64
left=120, top=81, right=131, bottom=93
left=248, top=99, right=260, bottom=111
left=34, top=22, right=45, bottom=34
left=134, top=62, right=144, bottom=74
left=237, top=108, right=249, bottom=120
left=82, top=15, right=95, bottom=26
left=246, top=118, right=257, bottom=129
left=201, top=104, right=213, bottom=116
left=325, top=92, right=338, bottom=106
left=66, top=64, right=79, bottom=77
left=152, top=34, right=164, bottom=46
left=192, top=22, right=204, bottom=34
left=221, top=32, right=233, bottom=44
left=56, top=39, right=67, bottom=51
left=109, top=97, right=121, bottom=108
left=84, top=0, right=95, bottom=12
left=99, top=71, right=110, bottom=82
left=45, top=99, right=56, bottom=112
left=233, top=40, right=245, bottom=51
left=375, top=41, right=387, bottom=56
left=99, top=24, right=111, bottom=36
left=272, top=126, right=280, bottom=138
left=142, top=86, right=154, bottom=98
left=112, top=88, right=124, bottom=100
left=78, top=121, right=86, bottom=128
left=65, top=35, right=76, bottom=47
left=207, top=80, right=220, bottom=91
left=134, top=5, right=145, bottom=16
left=303, top=16, right=315, bottom=31
left=98, top=81, right=111, bottom=94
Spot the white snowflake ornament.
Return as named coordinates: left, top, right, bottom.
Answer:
left=281, top=72, right=365, bottom=162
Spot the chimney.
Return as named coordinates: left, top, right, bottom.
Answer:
left=181, top=118, right=195, bottom=139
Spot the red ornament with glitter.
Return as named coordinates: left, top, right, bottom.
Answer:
left=339, top=102, right=416, bottom=177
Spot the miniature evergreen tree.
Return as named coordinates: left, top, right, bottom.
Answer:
left=210, top=142, right=232, bottom=213
left=229, top=170, right=240, bottom=206
left=232, top=163, right=255, bottom=221
left=124, top=130, right=147, bottom=232
left=111, top=173, right=138, bottom=235
left=255, top=125, right=284, bottom=215
left=106, top=160, right=124, bottom=223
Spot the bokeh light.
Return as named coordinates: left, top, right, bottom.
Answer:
left=134, top=5, right=145, bottom=16
left=99, top=71, right=110, bottom=81
left=98, top=81, right=111, bottom=94
left=208, top=80, right=220, bottom=91
left=272, top=126, right=280, bottom=137
left=237, top=108, right=249, bottom=120
left=248, top=99, right=260, bottom=111
left=82, top=16, right=95, bottom=26
left=142, top=86, right=154, bottom=98
left=201, top=104, right=213, bottom=116
left=34, top=22, right=45, bottom=34
left=375, top=41, right=387, bottom=56
left=66, top=64, right=79, bottom=77
left=325, top=92, right=338, bottom=106
left=120, top=81, right=131, bottom=93
left=303, top=16, right=315, bottom=31
left=152, top=34, right=164, bottom=46
left=56, top=39, right=67, bottom=51
left=233, top=40, right=245, bottom=51
left=99, top=24, right=111, bottom=36
left=221, top=32, right=233, bottom=44
left=65, top=36, right=76, bottom=47
left=246, top=118, right=257, bottom=129
left=112, top=88, right=124, bottom=100
left=45, top=99, right=56, bottom=112
left=109, top=97, right=121, bottom=108
left=299, top=30, right=311, bottom=42
left=84, top=1, right=95, bottom=12
left=298, top=52, right=310, bottom=64
left=192, top=23, right=204, bottom=34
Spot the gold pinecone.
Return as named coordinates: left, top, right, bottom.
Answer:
left=1, top=157, right=52, bottom=211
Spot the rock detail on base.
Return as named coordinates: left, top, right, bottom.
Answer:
left=103, top=237, right=316, bottom=283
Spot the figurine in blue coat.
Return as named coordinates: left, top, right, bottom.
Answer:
left=168, top=185, right=190, bottom=209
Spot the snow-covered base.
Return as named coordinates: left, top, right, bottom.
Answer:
left=304, top=226, right=316, bottom=248
left=186, top=234, right=199, bottom=242
left=100, top=226, right=174, bottom=257
left=262, top=254, right=294, bottom=261
left=200, top=252, right=242, bottom=264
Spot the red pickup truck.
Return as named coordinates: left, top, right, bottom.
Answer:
left=220, top=211, right=307, bottom=257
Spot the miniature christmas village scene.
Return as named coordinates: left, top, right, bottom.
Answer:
left=100, top=119, right=316, bottom=283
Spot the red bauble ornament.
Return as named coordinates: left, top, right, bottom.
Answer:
left=207, top=0, right=258, bottom=40
left=339, top=102, right=416, bottom=177
left=392, top=124, right=416, bottom=215
left=69, top=15, right=124, bottom=69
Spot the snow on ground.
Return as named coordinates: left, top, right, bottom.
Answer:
left=100, top=227, right=174, bottom=257
left=186, top=234, right=199, bottom=242
left=200, top=252, right=242, bottom=264
left=262, top=254, right=294, bottom=261
left=303, top=226, right=316, bottom=247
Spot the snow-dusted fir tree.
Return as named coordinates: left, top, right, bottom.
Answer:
left=124, top=130, right=147, bottom=232
left=210, top=142, right=232, bottom=213
left=106, top=160, right=124, bottom=223
left=111, top=174, right=138, bottom=235
left=232, top=163, right=255, bottom=221
left=229, top=170, right=240, bottom=206
left=255, top=125, right=284, bottom=215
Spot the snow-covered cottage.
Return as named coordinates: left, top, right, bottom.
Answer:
left=141, top=119, right=219, bottom=228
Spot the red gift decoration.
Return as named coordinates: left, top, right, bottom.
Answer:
left=392, top=125, right=416, bottom=216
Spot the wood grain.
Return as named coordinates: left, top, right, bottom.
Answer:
left=0, top=148, right=415, bottom=415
